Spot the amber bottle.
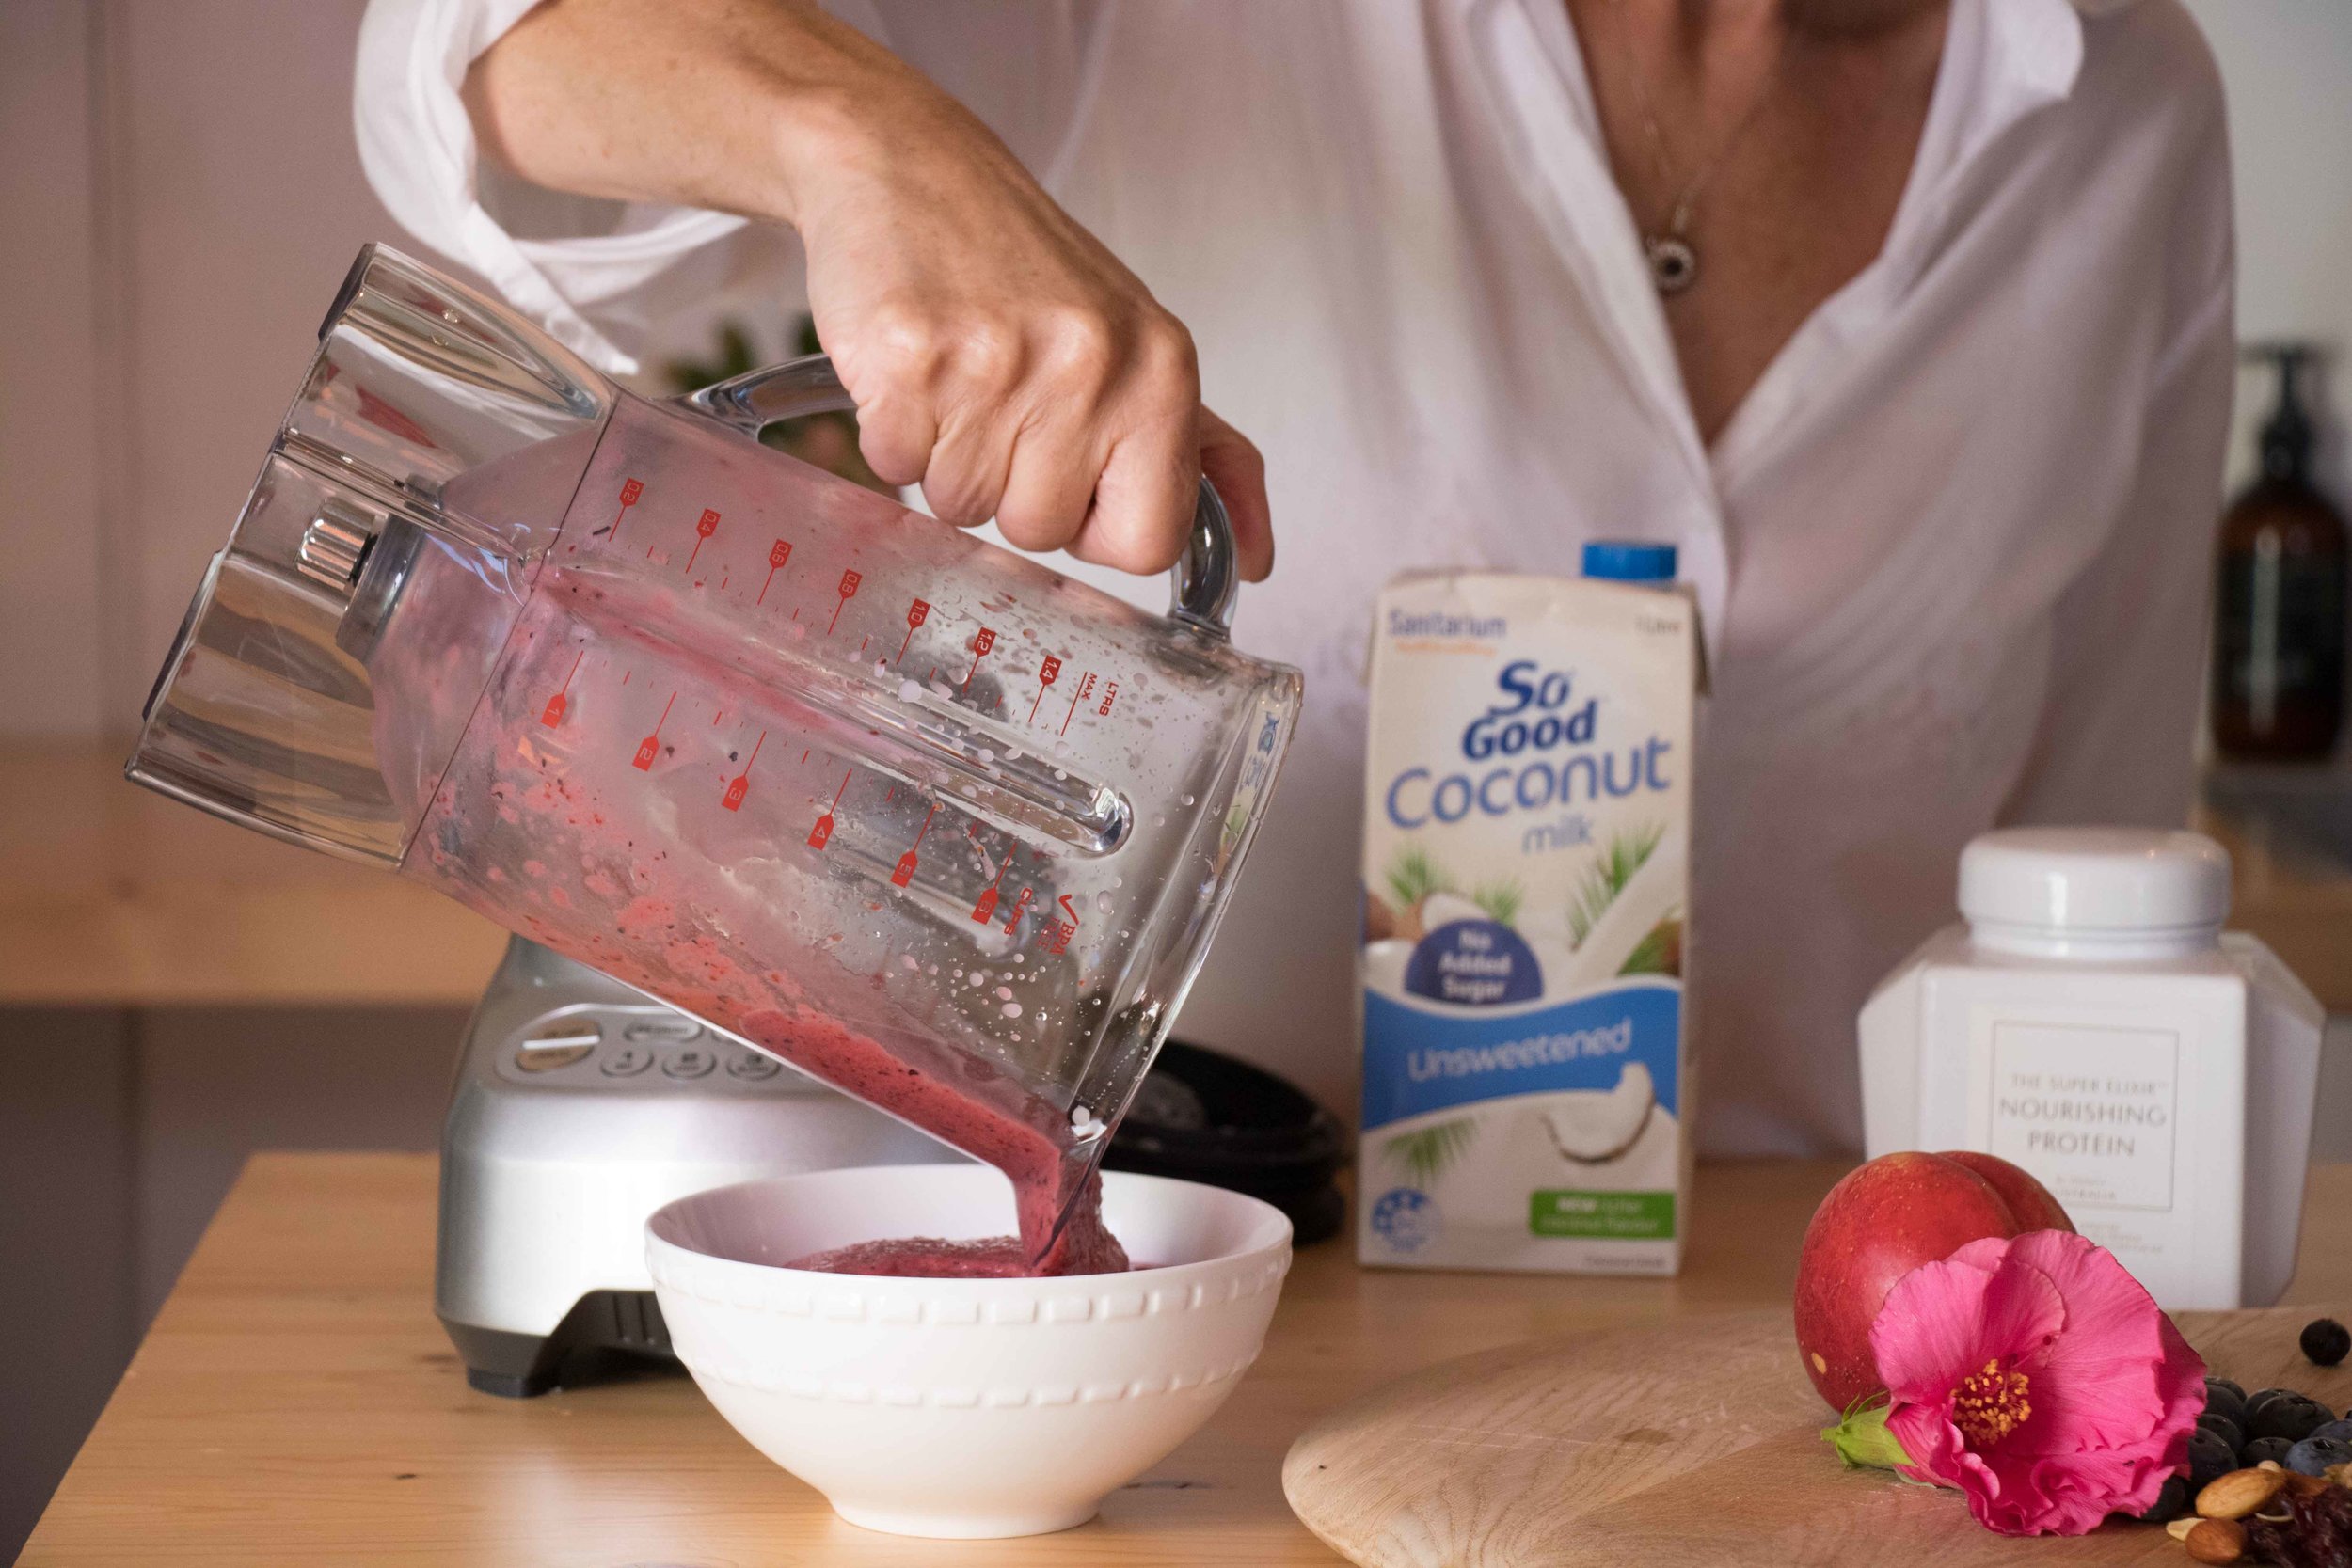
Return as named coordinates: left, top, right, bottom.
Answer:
left=2212, top=345, right=2347, bottom=760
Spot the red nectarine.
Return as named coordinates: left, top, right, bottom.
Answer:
left=1792, top=1150, right=2074, bottom=1411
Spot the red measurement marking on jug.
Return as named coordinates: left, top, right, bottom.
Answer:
left=678, top=508, right=722, bottom=574
left=1041, top=894, right=1082, bottom=956
left=827, top=569, right=863, bottom=635
left=601, top=477, right=646, bottom=546
left=632, top=691, right=677, bottom=770
left=1097, top=678, right=1120, bottom=718
left=898, top=598, right=930, bottom=664
left=1000, top=884, right=1036, bottom=936
left=961, top=627, right=998, bottom=694
left=808, top=768, right=850, bottom=848
left=541, top=650, right=586, bottom=728
left=1060, top=670, right=1097, bottom=736
left=756, top=540, right=793, bottom=605
left=1027, top=655, right=1063, bottom=723
left=971, top=850, right=1011, bottom=923
left=722, top=729, right=766, bottom=812
left=892, top=800, right=940, bottom=887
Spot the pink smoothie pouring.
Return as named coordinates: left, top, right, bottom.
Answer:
left=383, top=553, right=1128, bottom=1277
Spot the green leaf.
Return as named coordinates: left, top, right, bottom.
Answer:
left=1567, top=823, right=1665, bottom=945
left=1616, top=916, right=1681, bottom=976
left=1470, top=878, right=1525, bottom=927
left=1382, top=1117, right=1480, bottom=1189
left=1820, top=1398, right=1912, bottom=1471
left=1383, top=845, right=1454, bottom=911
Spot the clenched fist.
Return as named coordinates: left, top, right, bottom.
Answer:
left=465, top=0, right=1273, bottom=580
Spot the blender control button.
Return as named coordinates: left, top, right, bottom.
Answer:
left=726, top=1050, right=783, bottom=1082
left=663, top=1048, right=716, bottom=1080
left=624, top=1018, right=703, bottom=1044
left=514, top=1042, right=596, bottom=1073
left=600, top=1046, right=654, bottom=1077
left=523, top=1020, right=602, bottom=1049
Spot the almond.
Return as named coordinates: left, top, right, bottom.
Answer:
left=2279, top=1470, right=2329, bottom=1500
left=2167, top=1518, right=2201, bottom=1542
left=2185, top=1518, right=2247, bottom=1565
left=2195, top=1467, right=2285, bottom=1521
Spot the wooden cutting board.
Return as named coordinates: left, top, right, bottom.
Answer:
left=1283, top=1305, right=2351, bottom=1567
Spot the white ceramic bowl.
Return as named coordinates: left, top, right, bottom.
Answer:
left=645, top=1164, right=1293, bottom=1538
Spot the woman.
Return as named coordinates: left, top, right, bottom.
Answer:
left=357, top=0, right=2233, bottom=1156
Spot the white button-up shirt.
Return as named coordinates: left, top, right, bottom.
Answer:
left=357, top=0, right=2233, bottom=1155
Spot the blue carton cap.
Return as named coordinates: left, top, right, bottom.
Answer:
left=1581, top=540, right=1678, bottom=582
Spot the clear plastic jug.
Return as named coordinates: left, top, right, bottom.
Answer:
left=129, top=244, right=1301, bottom=1270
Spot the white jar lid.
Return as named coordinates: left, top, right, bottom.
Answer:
left=1959, top=827, right=2231, bottom=933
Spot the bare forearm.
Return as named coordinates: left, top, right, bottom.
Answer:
left=459, top=0, right=1275, bottom=581
left=464, top=0, right=920, bottom=228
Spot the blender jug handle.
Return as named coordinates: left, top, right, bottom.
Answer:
left=682, top=354, right=1241, bottom=639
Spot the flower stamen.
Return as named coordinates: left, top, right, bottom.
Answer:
left=1950, top=1359, right=2032, bottom=1447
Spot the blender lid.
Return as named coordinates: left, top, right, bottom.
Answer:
left=1103, top=1040, right=1348, bottom=1243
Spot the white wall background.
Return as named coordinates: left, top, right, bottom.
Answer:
left=2182, top=1, right=2352, bottom=498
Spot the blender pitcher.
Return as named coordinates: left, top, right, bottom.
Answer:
left=129, top=243, right=1301, bottom=1271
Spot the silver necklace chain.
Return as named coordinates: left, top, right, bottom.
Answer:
left=1604, top=1, right=1791, bottom=294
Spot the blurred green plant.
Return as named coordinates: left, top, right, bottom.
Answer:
left=665, top=315, right=893, bottom=496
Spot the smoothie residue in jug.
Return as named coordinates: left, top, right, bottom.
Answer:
left=388, top=562, right=1130, bottom=1276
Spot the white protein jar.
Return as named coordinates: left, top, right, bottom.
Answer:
left=1858, top=827, right=2323, bottom=1309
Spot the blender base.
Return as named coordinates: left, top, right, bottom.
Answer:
left=441, top=1291, right=672, bottom=1399
left=435, top=938, right=965, bottom=1399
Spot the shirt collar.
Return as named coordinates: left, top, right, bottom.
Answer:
left=1459, top=0, right=2096, bottom=465
left=1930, top=0, right=2089, bottom=187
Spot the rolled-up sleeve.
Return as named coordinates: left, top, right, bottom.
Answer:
left=354, top=0, right=761, bottom=372
left=354, top=0, right=1101, bottom=374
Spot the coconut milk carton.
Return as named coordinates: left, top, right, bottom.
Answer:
left=1358, top=561, right=1697, bottom=1274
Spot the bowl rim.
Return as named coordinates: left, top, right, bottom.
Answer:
left=644, top=1164, right=1295, bottom=1291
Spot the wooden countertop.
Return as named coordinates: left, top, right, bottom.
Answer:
left=22, top=1155, right=2352, bottom=1564
left=7, top=742, right=2350, bottom=1009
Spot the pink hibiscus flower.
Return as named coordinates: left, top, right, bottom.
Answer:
left=1867, top=1229, right=2206, bottom=1536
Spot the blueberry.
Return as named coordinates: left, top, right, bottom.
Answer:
left=2244, top=1435, right=2297, bottom=1466
left=2311, top=1418, right=2352, bottom=1445
left=2302, top=1318, right=2350, bottom=1368
left=2135, top=1473, right=2191, bottom=1524
left=2198, top=1411, right=2245, bottom=1452
left=2248, top=1386, right=2296, bottom=1419
left=2249, top=1393, right=2332, bottom=1443
left=2189, top=1426, right=2239, bottom=1489
left=2204, top=1378, right=2249, bottom=1426
left=2285, top=1436, right=2352, bottom=1476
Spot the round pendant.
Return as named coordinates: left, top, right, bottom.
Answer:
left=1645, top=235, right=1698, bottom=294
